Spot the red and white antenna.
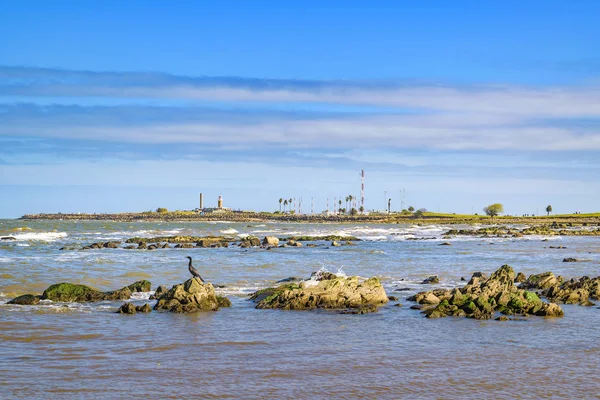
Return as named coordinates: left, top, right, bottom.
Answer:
left=360, top=170, right=365, bottom=212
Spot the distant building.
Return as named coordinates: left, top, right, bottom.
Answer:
left=199, top=194, right=231, bottom=213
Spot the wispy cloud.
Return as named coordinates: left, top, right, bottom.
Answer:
left=2, top=66, right=600, bottom=118
left=2, top=66, right=600, bottom=154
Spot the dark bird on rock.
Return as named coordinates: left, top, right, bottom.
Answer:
left=186, top=256, right=204, bottom=283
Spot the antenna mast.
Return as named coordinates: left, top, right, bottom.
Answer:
left=360, top=170, right=365, bottom=212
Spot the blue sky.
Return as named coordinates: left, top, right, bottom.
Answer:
left=1, top=0, right=600, bottom=217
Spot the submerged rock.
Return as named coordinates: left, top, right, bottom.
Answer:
left=7, top=294, right=41, bottom=305
left=249, top=272, right=388, bottom=311
left=421, top=275, right=440, bottom=284
left=117, top=302, right=137, bottom=314
left=408, top=265, right=563, bottom=319
left=563, top=258, right=579, bottom=262
left=153, top=277, right=225, bottom=313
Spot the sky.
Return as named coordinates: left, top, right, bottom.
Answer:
left=1, top=0, right=600, bottom=218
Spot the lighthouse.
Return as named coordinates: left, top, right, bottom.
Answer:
left=218, top=195, right=223, bottom=209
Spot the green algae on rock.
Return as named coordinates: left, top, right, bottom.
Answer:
left=8, top=280, right=152, bottom=304
left=408, top=265, right=563, bottom=319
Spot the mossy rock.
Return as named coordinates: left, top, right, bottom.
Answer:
left=127, top=280, right=152, bottom=292
left=42, top=283, right=106, bottom=302
left=217, top=296, right=232, bottom=308
left=41, top=282, right=132, bottom=302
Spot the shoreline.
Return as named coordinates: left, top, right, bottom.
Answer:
left=18, top=211, right=600, bottom=225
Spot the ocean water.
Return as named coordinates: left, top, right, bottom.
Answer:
left=1, top=219, right=600, bottom=399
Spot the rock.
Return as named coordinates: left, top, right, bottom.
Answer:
left=147, top=244, right=158, bottom=250
left=135, top=303, right=152, bottom=313
left=137, top=242, right=147, bottom=250
left=103, top=241, right=120, bottom=248
left=240, top=236, right=261, bottom=248
left=421, top=275, right=439, bottom=284
left=262, top=236, right=279, bottom=246
left=388, top=296, right=399, bottom=301
left=520, top=272, right=561, bottom=290
left=439, top=242, right=452, bottom=246
left=150, top=285, right=168, bottom=299
left=287, top=239, right=303, bottom=247
left=460, top=277, right=466, bottom=281
left=515, top=272, right=527, bottom=283
left=154, top=285, right=168, bottom=296
left=41, top=282, right=130, bottom=302
left=1, top=236, right=16, bottom=240
left=339, top=305, right=378, bottom=314
left=563, top=258, right=579, bottom=262
left=496, top=315, right=509, bottom=321
left=250, top=272, right=388, bottom=311
left=217, top=296, right=232, bottom=308
left=331, top=241, right=341, bottom=247
left=153, top=278, right=223, bottom=313
left=37, top=281, right=143, bottom=303
left=117, top=302, right=137, bottom=314
left=7, top=294, right=41, bottom=305
left=420, top=292, right=441, bottom=305
left=345, top=241, right=357, bottom=246
left=175, top=243, right=194, bottom=249
left=409, top=265, right=563, bottom=319
left=541, top=276, right=600, bottom=305
left=161, top=243, right=170, bottom=249
left=127, top=280, right=151, bottom=293
left=534, top=302, right=564, bottom=317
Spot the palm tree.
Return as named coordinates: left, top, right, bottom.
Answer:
left=348, top=195, right=353, bottom=211
left=388, top=198, right=391, bottom=213
left=289, top=198, right=293, bottom=214
left=279, top=198, right=283, bottom=213
left=338, top=199, right=342, bottom=214
left=283, top=199, right=288, bottom=213
left=345, top=196, right=349, bottom=213
left=359, top=205, right=364, bottom=213
left=546, top=205, right=552, bottom=216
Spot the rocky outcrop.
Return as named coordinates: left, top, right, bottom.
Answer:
left=515, top=272, right=527, bottom=283
left=249, top=270, right=388, bottom=311
left=408, top=265, right=563, bottom=319
left=523, top=273, right=600, bottom=305
left=42, top=283, right=132, bottom=302
left=7, top=280, right=151, bottom=304
left=153, top=278, right=226, bottom=313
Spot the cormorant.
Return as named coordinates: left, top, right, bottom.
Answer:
left=186, top=256, right=204, bottom=283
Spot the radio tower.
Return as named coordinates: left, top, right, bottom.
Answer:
left=360, top=170, right=365, bottom=213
